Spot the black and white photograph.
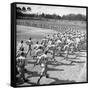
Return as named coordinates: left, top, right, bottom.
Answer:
left=14, top=3, right=88, bottom=87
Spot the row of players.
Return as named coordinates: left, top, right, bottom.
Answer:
left=16, top=31, right=86, bottom=84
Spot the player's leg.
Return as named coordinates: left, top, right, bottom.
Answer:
left=29, top=45, right=32, bottom=56
left=52, top=49, right=56, bottom=61
left=44, top=64, right=49, bottom=78
left=37, top=64, right=45, bottom=85
left=65, top=48, right=69, bottom=60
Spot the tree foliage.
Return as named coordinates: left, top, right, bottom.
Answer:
left=16, top=6, right=86, bottom=21
left=27, top=7, right=31, bottom=11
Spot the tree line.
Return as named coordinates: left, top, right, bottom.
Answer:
left=16, top=6, right=86, bottom=21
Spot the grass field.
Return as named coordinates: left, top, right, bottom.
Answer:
left=16, top=19, right=87, bottom=86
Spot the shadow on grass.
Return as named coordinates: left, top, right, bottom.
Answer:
left=36, top=76, right=75, bottom=85
left=49, top=77, right=75, bottom=84
left=16, top=68, right=75, bottom=86
left=47, top=61, right=76, bottom=66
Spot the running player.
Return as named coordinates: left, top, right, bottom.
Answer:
left=26, top=37, right=33, bottom=56
left=17, top=40, right=25, bottom=57
left=16, top=48, right=28, bottom=82
left=36, top=51, right=49, bottom=84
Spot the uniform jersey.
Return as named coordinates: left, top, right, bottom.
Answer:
left=34, top=44, right=40, bottom=50
left=34, top=44, right=44, bottom=50
left=38, top=54, right=48, bottom=65
left=35, top=49, right=43, bottom=56
left=41, top=38, right=48, bottom=46
left=55, top=39, right=62, bottom=46
left=26, top=40, right=33, bottom=46
left=47, top=44, right=56, bottom=51
left=75, top=37, right=80, bottom=44
left=66, top=38, right=71, bottom=44
left=48, top=40, right=52, bottom=45
left=16, top=56, right=25, bottom=67
left=17, top=42, right=24, bottom=52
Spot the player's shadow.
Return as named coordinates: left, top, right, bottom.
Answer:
left=16, top=80, right=37, bottom=86
left=76, top=55, right=86, bottom=57
left=16, top=69, right=39, bottom=86
left=16, top=77, right=37, bottom=86
left=48, top=77, right=75, bottom=84
left=26, top=67, right=64, bottom=78
left=47, top=61, right=75, bottom=66
left=36, top=75, right=76, bottom=85
left=69, top=60, right=85, bottom=64
left=17, top=57, right=85, bottom=86
left=47, top=68, right=64, bottom=71
left=55, top=54, right=65, bottom=57
left=16, top=64, right=75, bottom=86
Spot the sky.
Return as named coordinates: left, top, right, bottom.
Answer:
left=17, top=4, right=86, bottom=16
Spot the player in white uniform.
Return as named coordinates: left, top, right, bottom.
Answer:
left=55, top=39, right=62, bottom=56
left=36, top=51, right=49, bottom=84
left=16, top=48, right=28, bottom=82
left=17, top=40, right=25, bottom=57
left=47, top=43, right=56, bottom=61
left=63, top=36, right=73, bottom=60
left=55, top=39, right=62, bottom=47
left=26, top=37, right=33, bottom=56
left=33, top=41, right=39, bottom=50
left=33, top=42, right=44, bottom=59
left=41, top=37, right=48, bottom=47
